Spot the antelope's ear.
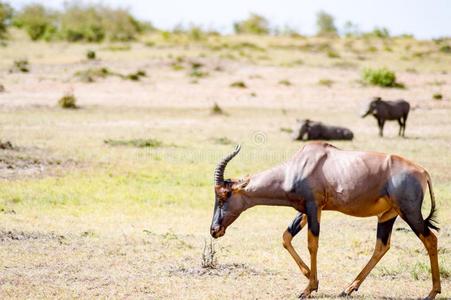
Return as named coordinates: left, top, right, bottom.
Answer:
left=232, top=177, right=250, bottom=191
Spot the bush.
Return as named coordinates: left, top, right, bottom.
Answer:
left=234, top=13, right=269, bottom=35
left=11, top=59, right=29, bottom=73
left=86, top=50, right=96, bottom=60
left=318, top=78, right=334, bottom=87
left=125, top=70, right=146, bottom=81
left=316, top=11, right=337, bottom=36
left=74, top=67, right=113, bottom=82
left=362, top=68, right=400, bottom=87
left=230, top=81, right=247, bottom=88
left=13, top=4, right=57, bottom=41
left=0, top=2, right=13, bottom=39
left=211, top=103, right=224, bottom=115
left=278, top=79, right=292, bottom=86
left=58, top=92, right=77, bottom=109
left=432, top=93, right=443, bottom=100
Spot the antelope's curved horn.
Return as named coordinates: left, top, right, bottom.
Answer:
left=214, top=145, right=241, bottom=185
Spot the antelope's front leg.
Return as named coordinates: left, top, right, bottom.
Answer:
left=299, top=202, right=322, bottom=299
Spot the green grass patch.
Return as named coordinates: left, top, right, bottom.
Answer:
left=104, top=138, right=162, bottom=148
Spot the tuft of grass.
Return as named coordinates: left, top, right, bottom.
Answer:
left=104, top=138, right=162, bottom=148
left=211, top=102, right=224, bottom=115
left=318, top=78, right=334, bottom=87
left=105, top=44, right=131, bottom=51
left=74, top=67, right=113, bottom=83
left=11, top=59, right=30, bottom=73
left=201, top=239, right=217, bottom=269
left=278, top=79, right=292, bottom=86
left=0, top=83, right=4, bottom=92
left=230, top=81, right=247, bottom=88
left=362, top=67, right=404, bottom=88
left=327, top=49, right=340, bottom=58
left=58, top=92, right=78, bottom=109
left=189, top=68, right=208, bottom=78
left=432, top=93, right=443, bottom=100
left=125, top=70, right=146, bottom=81
left=86, top=50, right=96, bottom=60
left=211, top=137, right=233, bottom=145
left=280, top=127, right=293, bottom=133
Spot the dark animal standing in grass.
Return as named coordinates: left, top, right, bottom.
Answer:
left=291, top=119, right=353, bottom=141
left=210, top=143, right=440, bottom=299
left=361, top=97, right=410, bottom=137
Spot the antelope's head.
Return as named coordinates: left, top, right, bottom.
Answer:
left=210, top=145, right=249, bottom=238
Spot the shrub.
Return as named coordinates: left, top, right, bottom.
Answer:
left=86, top=50, right=96, bottom=60
left=125, top=70, right=146, bottom=81
left=234, top=13, right=269, bottom=35
left=318, top=78, right=334, bottom=87
left=362, top=68, right=400, bottom=87
left=327, top=49, right=340, bottom=58
left=230, top=81, right=247, bottom=88
left=439, top=45, right=451, bottom=54
left=74, top=67, right=112, bottom=82
left=211, top=103, right=224, bottom=115
left=432, top=93, right=443, bottom=100
left=60, top=4, right=105, bottom=42
left=212, top=137, right=233, bottom=145
left=278, top=79, right=292, bottom=86
left=13, top=4, right=57, bottom=41
left=58, top=92, right=77, bottom=109
left=316, top=11, right=337, bottom=36
left=11, top=59, right=29, bottom=73
left=0, top=2, right=13, bottom=39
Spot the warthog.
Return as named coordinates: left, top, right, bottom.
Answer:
left=361, top=97, right=410, bottom=137
left=291, top=119, right=353, bottom=141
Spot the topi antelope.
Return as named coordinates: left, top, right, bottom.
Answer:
left=210, top=142, right=440, bottom=299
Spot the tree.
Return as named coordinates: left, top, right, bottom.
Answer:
left=13, top=4, right=57, bottom=41
left=0, top=1, right=13, bottom=39
left=316, top=10, right=337, bottom=36
left=234, top=13, right=269, bottom=35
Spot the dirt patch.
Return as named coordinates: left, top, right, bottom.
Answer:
left=0, top=145, right=78, bottom=179
left=0, top=229, right=65, bottom=242
left=169, top=263, right=277, bottom=277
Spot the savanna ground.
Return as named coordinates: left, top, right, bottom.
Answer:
left=0, top=30, right=450, bottom=299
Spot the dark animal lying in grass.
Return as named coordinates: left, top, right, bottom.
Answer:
left=361, top=97, right=410, bottom=137
left=210, top=143, right=441, bottom=299
left=291, top=119, right=353, bottom=141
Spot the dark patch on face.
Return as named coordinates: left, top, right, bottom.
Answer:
left=287, top=212, right=304, bottom=237
left=376, top=217, right=397, bottom=245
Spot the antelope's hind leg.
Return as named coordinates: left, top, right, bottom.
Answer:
left=340, top=210, right=398, bottom=296
left=282, top=212, right=310, bottom=278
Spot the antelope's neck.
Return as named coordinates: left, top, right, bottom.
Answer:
left=243, top=164, right=300, bottom=209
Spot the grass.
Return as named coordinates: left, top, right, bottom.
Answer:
left=11, top=59, right=30, bottom=73
left=318, top=78, right=334, bottom=87
left=57, top=92, right=77, bottom=109
left=104, top=138, right=162, bottom=148
left=230, top=80, right=247, bottom=88
left=74, top=67, right=113, bottom=83
left=0, top=35, right=450, bottom=299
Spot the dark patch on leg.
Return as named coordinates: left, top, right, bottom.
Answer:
left=376, top=217, right=397, bottom=245
left=287, top=213, right=304, bottom=237
left=388, top=173, right=430, bottom=236
left=306, top=201, right=320, bottom=236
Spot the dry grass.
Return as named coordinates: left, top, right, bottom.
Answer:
left=0, top=33, right=450, bottom=299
